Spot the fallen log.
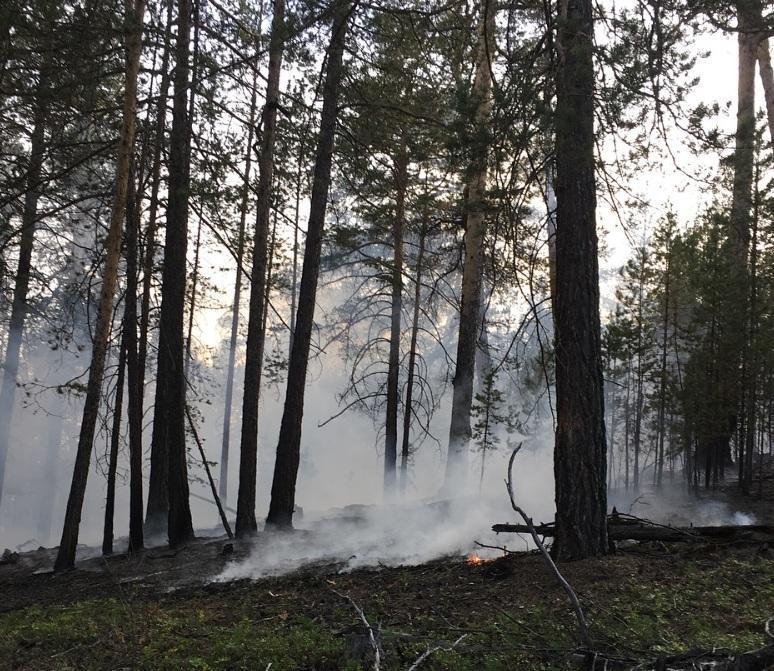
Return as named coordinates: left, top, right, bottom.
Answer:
left=492, top=517, right=774, bottom=544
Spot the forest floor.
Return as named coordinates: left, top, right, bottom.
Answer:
left=1, top=478, right=773, bottom=670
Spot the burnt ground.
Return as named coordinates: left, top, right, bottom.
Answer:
left=1, top=479, right=773, bottom=670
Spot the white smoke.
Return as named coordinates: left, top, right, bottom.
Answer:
left=218, top=443, right=556, bottom=581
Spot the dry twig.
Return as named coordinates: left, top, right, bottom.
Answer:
left=406, top=634, right=467, bottom=670
left=331, top=589, right=381, bottom=670
left=505, top=444, right=592, bottom=649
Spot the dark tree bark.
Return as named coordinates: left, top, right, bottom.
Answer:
left=744, top=154, right=760, bottom=493
left=632, top=276, right=645, bottom=491
left=183, top=0, right=202, bottom=377
left=54, top=0, right=147, bottom=571
left=399, top=215, right=427, bottom=495
left=384, top=149, right=407, bottom=497
left=220, top=64, right=259, bottom=510
left=552, top=0, right=608, bottom=560
left=146, top=0, right=194, bottom=546
left=655, top=250, right=671, bottom=488
left=102, top=330, right=127, bottom=556
left=444, top=0, right=495, bottom=490
left=0, top=72, right=48, bottom=511
left=138, top=0, right=174, bottom=401
left=235, top=0, right=287, bottom=538
left=265, top=0, right=353, bottom=529
left=125, top=164, right=144, bottom=553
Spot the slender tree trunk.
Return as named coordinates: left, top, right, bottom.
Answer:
left=399, top=217, right=427, bottom=495
left=54, top=0, right=147, bottom=571
left=265, top=0, right=353, bottom=528
left=729, top=0, right=757, bottom=488
left=0, top=73, right=48, bottom=510
left=138, top=0, right=174, bottom=400
left=183, top=0, right=202, bottom=377
left=444, top=0, right=495, bottom=490
left=146, top=0, right=194, bottom=547
left=656, top=254, right=671, bottom=488
left=220, top=63, right=260, bottom=510
left=36, top=392, right=64, bottom=545
left=744, top=153, right=760, bottom=492
left=235, top=0, right=287, bottom=538
left=756, top=34, right=774, bottom=143
left=185, top=214, right=203, bottom=375
left=552, top=0, right=608, bottom=560
left=186, top=406, right=233, bottom=537
left=633, top=277, right=644, bottom=491
left=384, top=149, right=407, bottom=497
left=289, top=134, right=304, bottom=356
left=546, top=166, right=557, bottom=313
left=102, top=331, right=127, bottom=556
left=624, top=358, right=631, bottom=490
left=261, top=214, right=278, bottom=356
left=125, top=167, right=144, bottom=553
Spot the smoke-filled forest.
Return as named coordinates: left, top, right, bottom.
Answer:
left=1, top=0, right=774, bottom=668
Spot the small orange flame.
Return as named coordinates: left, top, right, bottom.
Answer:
left=466, top=553, right=485, bottom=566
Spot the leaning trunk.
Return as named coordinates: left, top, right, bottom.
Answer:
left=0, top=73, right=48, bottom=510
left=265, top=0, right=352, bottom=528
left=235, top=0, right=286, bottom=538
left=444, top=0, right=495, bottom=490
left=102, top=331, right=127, bottom=556
left=219, top=63, right=259, bottom=510
left=756, top=33, right=774, bottom=144
left=54, top=0, right=147, bottom=571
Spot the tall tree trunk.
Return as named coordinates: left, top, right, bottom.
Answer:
left=289, top=132, right=304, bottom=356
left=444, top=0, right=495, bottom=490
left=744, top=152, right=760, bottom=492
left=220, top=63, right=259, bottom=510
left=54, top=0, right=147, bottom=571
left=102, top=330, right=127, bottom=556
left=552, top=0, right=608, bottom=560
left=384, top=149, right=407, bottom=497
left=265, top=0, right=352, bottom=529
left=399, top=216, right=427, bottom=495
left=730, top=0, right=757, bottom=489
left=138, top=0, right=174, bottom=401
left=185, top=213, right=203, bottom=375
left=125, top=166, right=144, bottom=553
left=183, top=0, right=202, bottom=377
left=656, top=252, right=671, bottom=488
left=146, top=0, right=194, bottom=547
left=0, top=72, right=48, bottom=511
left=37, top=393, right=65, bottom=545
left=624, top=359, right=631, bottom=490
left=235, top=0, right=287, bottom=539
left=546, top=166, right=557, bottom=314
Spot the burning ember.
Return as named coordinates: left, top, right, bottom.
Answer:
left=466, top=553, right=487, bottom=566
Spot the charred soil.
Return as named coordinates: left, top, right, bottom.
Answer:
left=1, top=533, right=774, bottom=670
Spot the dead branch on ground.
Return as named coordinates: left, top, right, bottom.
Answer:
left=406, top=634, right=467, bottom=670
left=504, top=444, right=592, bottom=649
left=331, top=589, right=382, bottom=670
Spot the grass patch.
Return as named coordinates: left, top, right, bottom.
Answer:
left=1, top=551, right=773, bottom=669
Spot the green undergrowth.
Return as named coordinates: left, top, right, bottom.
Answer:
left=1, top=552, right=773, bottom=670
